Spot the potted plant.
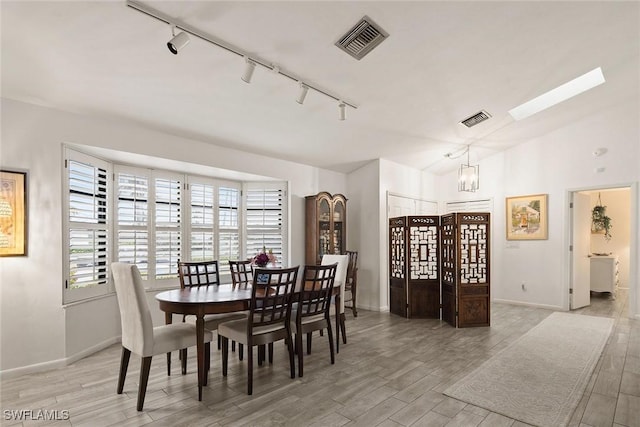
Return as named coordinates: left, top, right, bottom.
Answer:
left=591, top=193, right=612, bottom=241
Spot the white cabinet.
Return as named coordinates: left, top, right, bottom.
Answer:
left=590, top=255, right=619, bottom=293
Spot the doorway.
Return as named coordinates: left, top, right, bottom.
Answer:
left=569, top=185, right=635, bottom=317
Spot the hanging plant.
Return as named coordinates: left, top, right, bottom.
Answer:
left=591, top=193, right=612, bottom=241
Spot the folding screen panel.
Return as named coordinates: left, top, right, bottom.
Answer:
left=390, top=213, right=490, bottom=327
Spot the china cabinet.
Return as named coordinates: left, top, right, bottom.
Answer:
left=305, top=192, right=347, bottom=265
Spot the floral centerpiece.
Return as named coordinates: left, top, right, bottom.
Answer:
left=251, top=247, right=277, bottom=267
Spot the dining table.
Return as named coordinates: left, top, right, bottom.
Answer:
left=155, top=284, right=253, bottom=400
left=155, top=278, right=342, bottom=401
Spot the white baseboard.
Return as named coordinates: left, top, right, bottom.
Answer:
left=0, top=336, right=120, bottom=381
left=492, top=298, right=564, bottom=311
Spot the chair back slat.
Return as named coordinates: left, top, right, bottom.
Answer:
left=249, top=267, right=298, bottom=331
left=229, top=260, right=252, bottom=288
left=178, top=260, right=220, bottom=288
left=346, top=251, right=358, bottom=281
left=298, top=264, right=337, bottom=319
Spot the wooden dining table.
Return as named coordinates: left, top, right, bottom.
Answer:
left=155, top=284, right=253, bottom=400
left=155, top=279, right=342, bottom=401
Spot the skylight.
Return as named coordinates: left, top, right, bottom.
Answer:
left=508, top=67, right=605, bottom=121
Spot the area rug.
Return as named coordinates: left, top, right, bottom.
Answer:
left=444, top=312, right=614, bottom=426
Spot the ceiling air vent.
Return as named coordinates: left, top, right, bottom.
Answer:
left=335, top=16, right=388, bottom=60
left=459, top=110, right=492, bottom=128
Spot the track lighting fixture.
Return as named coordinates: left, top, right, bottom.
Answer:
left=167, top=26, right=190, bottom=54
left=296, top=83, right=309, bottom=105
left=127, top=0, right=357, bottom=117
left=241, top=57, right=256, bottom=83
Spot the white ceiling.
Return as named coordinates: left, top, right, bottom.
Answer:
left=2, top=1, right=638, bottom=174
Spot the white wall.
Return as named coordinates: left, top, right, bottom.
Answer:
left=346, top=160, right=380, bottom=311
left=0, top=98, right=348, bottom=375
left=437, top=98, right=639, bottom=316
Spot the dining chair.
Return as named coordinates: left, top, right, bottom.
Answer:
left=228, top=259, right=253, bottom=359
left=291, top=263, right=337, bottom=377
left=112, top=262, right=213, bottom=411
left=218, top=266, right=298, bottom=395
left=177, top=260, right=247, bottom=370
left=321, top=254, right=349, bottom=353
left=345, top=251, right=358, bottom=317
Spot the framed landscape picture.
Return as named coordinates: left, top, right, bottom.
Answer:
left=0, top=170, right=27, bottom=256
left=506, top=193, right=548, bottom=240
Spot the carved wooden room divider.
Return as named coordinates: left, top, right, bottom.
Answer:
left=389, top=212, right=490, bottom=327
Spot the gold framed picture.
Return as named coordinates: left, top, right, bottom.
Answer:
left=506, top=193, right=548, bottom=240
left=0, top=170, right=27, bottom=256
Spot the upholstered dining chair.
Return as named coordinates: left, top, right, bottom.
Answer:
left=178, top=261, right=247, bottom=368
left=112, top=262, right=213, bottom=411
left=218, top=266, right=298, bottom=395
left=291, top=263, right=337, bottom=377
left=320, top=254, right=349, bottom=352
left=228, top=259, right=253, bottom=358
left=345, top=251, right=358, bottom=317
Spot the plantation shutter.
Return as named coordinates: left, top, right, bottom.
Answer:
left=115, top=168, right=149, bottom=278
left=245, top=183, right=287, bottom=266
left=64, top=150, right=111, bottom=302
left=155, top=175, right=181, bottom=278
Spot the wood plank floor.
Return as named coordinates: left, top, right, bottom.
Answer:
left=2, top=291, right=638, bottom=427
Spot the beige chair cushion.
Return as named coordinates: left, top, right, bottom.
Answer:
left=112, top=262, right=213, bottom=358
left=184, top=311, right=248, bottom=330
left=321, top=254, right=349, bottom=314
left=218, top=317, right=290, bottom=347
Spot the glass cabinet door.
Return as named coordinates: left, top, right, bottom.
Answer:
left=318, top=197, right=331, bottom=259
left=333, top=199, right=345, bottom=254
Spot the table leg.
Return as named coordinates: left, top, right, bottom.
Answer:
left=196, top=315, right=205, bottom=401
left=165, top=312, right=173, bottom=376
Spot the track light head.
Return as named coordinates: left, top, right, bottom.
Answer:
left=241, top=57, right=256, bottom=83
left=167, top=27, right=190, bottom=54
left=338, top=101, right=346, bottom=121
left=297, top=83, right=309, bottom=105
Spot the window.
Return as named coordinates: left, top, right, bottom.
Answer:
left=244, top=182, right=287, bottom=266
left=115, top=167, right=149, bottom=278
left=154, top=174, right=182, bottom=279
left=64, top=148, right=287, bottom=302
left=64, top=150, right=111, bottom=302
left=187, top=178, right=241, bottom=275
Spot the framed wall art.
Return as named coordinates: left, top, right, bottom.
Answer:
left=0, top=170, right=27, bottom=256
left=506, top=193, right=548, bottom=240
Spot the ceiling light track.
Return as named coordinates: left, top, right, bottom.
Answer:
left=126, top=0, right=358, bottom=113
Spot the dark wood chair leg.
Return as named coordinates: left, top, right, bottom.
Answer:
left=247, top=344, right=254, bottom=395
left=296, top=330, right=304, bottom=377
left=306, top=332, right=312, bottom=354
left=217, top=335, right=222, bottom=350
left=286, top=333, right=295, bottom=379
left=268, top=343, right=274, bottom=364
left=326, top=319, right=335, bottom=365
left=137, top=356, right=152, bottom=411
left=258, top=345, right=265, bottom=366
left=239, top=343, right=244, bottom=360
left=204, top=342, right=210, bottom=385
left=180, top=349, right=187, bottom=375
left=335, top=310, right=340, bottom=354
left=340, top=313, right=347, bottom=344
left=166, top=351, right=171, bottom=376
left=221, top=337, right=229, bottom=376
left=117, top=347, right=131, bottom=394
left=352, top=280, right=358, bottom=317
left=232, top=340, right=236, bottom=352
